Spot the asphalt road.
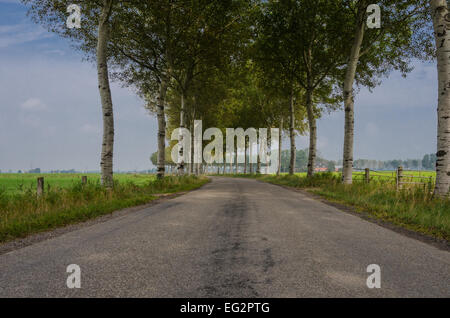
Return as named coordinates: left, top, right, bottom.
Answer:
left=0, top=177, right=449, bottom=297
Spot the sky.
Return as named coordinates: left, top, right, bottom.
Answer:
left=0, top=0, right=439, bottom=172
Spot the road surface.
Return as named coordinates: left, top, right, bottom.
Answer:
left=0, top=177, right=449, bottom=297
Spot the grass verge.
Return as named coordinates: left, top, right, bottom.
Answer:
left=0, top=175, right=209, bottom=243
left=222, top=173, right=450, bottom=241
left=0, top=173, right=156, bottom=195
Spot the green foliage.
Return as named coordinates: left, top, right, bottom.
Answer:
left=254, top=0, right=345, bottom=112
left=150, top=148, right=176, bottom=167
left=348, top=0, right=433, bottom=90
left=279, top=149, right=334, bottom=173
left=422, top=154, right=437, bottom=170
left=354, top=155, right=437, bottom=171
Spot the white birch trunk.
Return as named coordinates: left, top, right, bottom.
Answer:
left=97, top=0, right=114, bottom=187
left=244, top=140, right=248, bottom=174
left=190, top=121, right=194, bottom=175
left=289, top=89, right=296, bottom=175
left=432, top=0, right=450, bottom=197
left=177, top=92, right=186, bottom=175
left=266, top=135, right=271, bottom=174
left=249, top=142, right=253, bottom=174
left=306, top=89, right=317, bottom=178
left=257, top=156, right=261, bottom=174
left=342, top=4, right=366, bottom=184
left=278, top=118, right=283, bottom=176
left=156, top=80, right=167, bottom=180
left=235, top=144, right=238, bottom=174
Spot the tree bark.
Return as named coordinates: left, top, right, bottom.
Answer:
left=342, top=2, right=367, bottom=184
left=306, top=88, right=316, bottom=178
left=156, top=79, right=168, bottom=180
left=244, top=140, right=248, bottom=174
left=97, top=0, right=114, bottom=188
left=266, top=134, right=271, bottom=174
left=249, top=141, right=253, bottom=174
left=257, top=152, right=261, bottom=174
left=235, top=144, right=238, bottom=174
left=177, top=92, right=186, bottom=175
left=289, top=88, right=296, bottom=175
left=432, top=0, right=450, bottom=197
left=277, top=118, right=283, bottom=176
left=190, top=120, right=194, bottom=175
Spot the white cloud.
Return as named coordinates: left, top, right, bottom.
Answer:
left=20, top=98, right=47, bottom=111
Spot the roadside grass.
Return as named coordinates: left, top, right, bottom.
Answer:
left=280, top=170, right=436, bottom=181
left=0, top=175, right=209, bottom=243
left=0, top=173, right=155, bottom=195
left=222, top=173, right=449, bottom=241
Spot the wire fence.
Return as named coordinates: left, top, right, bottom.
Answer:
left=351, top=167, right=435, bottom=191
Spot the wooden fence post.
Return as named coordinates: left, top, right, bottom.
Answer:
left=365, top=168, right=370, bottom=184
left=396, top=166, right=403, bottom=191
left=81, top=176, right=87, bottom=185
left=37, top=177, right=44, bottom=196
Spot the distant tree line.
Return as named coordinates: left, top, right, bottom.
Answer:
left=354, top=154, right=437, bottom=171
left=280, top=149, right=335, bottom=173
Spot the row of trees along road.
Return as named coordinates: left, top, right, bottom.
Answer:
left=23, top=0, right=449, bottom=197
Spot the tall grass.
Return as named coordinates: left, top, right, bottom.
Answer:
left=0, top=176, right=208, bottom=243
left=233, top=173, right=450, bottom=241
left=0, top=173, right=156, bottom=195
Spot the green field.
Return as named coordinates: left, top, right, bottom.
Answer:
left=285, top=170, right=436, bottom=182
left=0, top=175, right=209, bottom=243
left=350, top=170, right=436, bottom=177
left=2, top=171, right=435, bottom=195
left=0, top=173, right=156, bottom=195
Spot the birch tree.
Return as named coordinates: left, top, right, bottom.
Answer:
left=165, top=0, right=253, bottom=175
left=107, top=2, right=172, bottom=180
left=257, top=0, right=345, bottom=177
left=342, top=0, right=368, bottom=185
left=23, top=0, right=123, bottom=187
left=109, top=1, right=251, bottom=177
left=340, top=0, right=432, bottom=184
left=96, top=0, right=115, bottom=187
left=431, top=0, right=450, bottom=196
left=155, top=81, right=168, bottom=179
left=254, top=2, right=309, bottom=175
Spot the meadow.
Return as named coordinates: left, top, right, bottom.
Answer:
left=0, top=173, right=155, bottom=195
left=291, top=170, right=436, bottom=180
left=351, top=170, right=436, bottom=179
left=0, top=174, right=209, bottom=243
